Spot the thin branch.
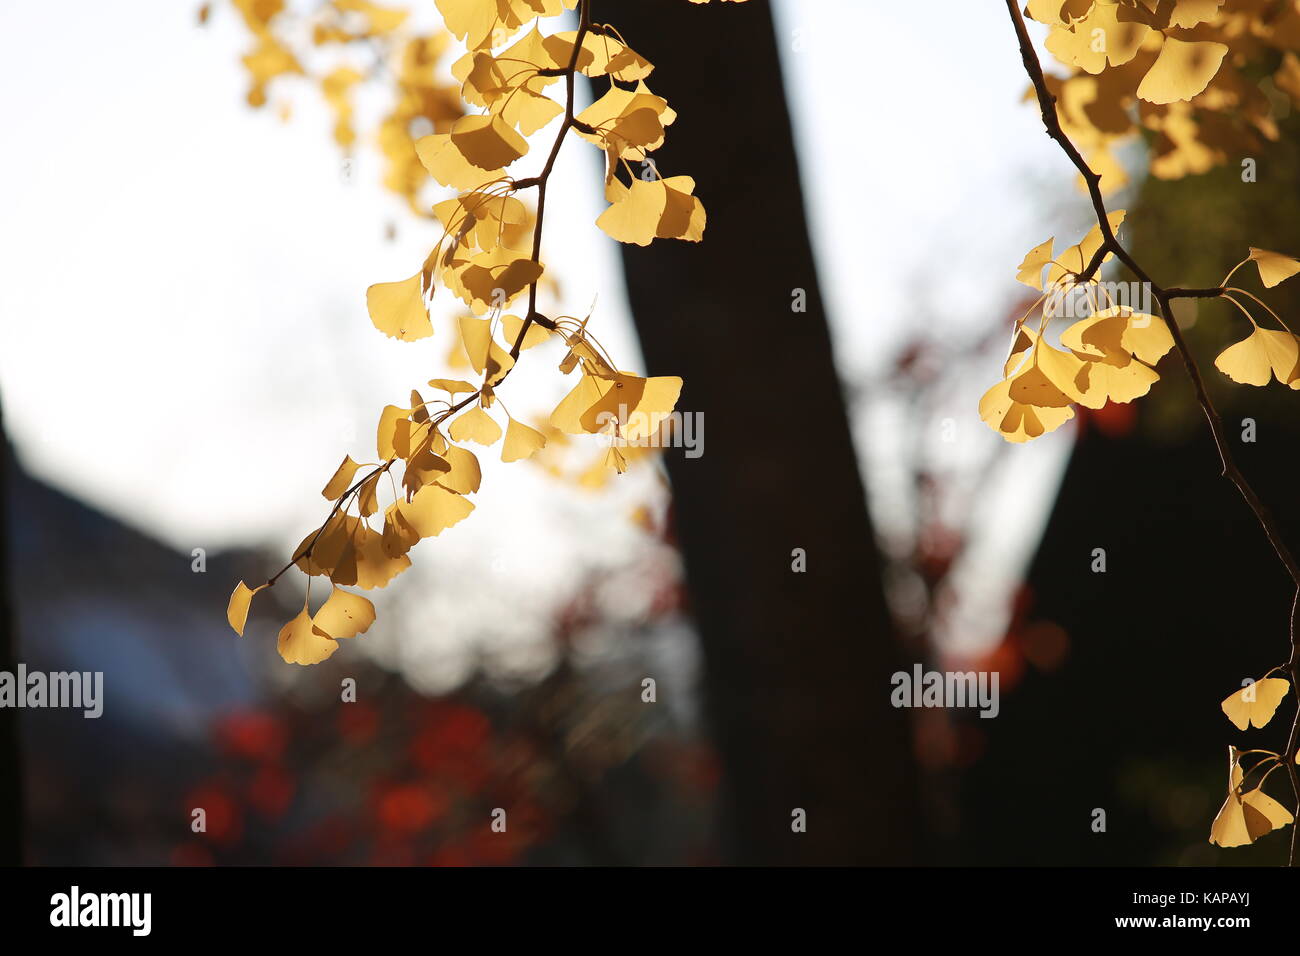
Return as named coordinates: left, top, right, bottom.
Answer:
left=511, top=0, right=593, bottom=360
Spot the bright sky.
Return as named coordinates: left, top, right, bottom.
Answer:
left=0, top=1, right=1099, bottom=667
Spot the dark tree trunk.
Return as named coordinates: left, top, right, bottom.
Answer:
left=606, top=0, right=917, bottom=864
left=0, top=402, right=22, bottom=865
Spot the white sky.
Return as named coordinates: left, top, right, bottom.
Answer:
left=0, top=0, right=1098, bottom=665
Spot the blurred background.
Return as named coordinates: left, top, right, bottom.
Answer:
left=2, top=0, right=1299, bottom=865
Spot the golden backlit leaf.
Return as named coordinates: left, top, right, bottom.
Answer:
left=1137, top=37, right=1228, bottom=105
left=1248, top=247, right=1300, bottom=289
left=1003, top=327, right=1038, bottom=377
left=448, top=113, right=529, bottom=170
left=311, top=585, right=376, bottom=640
left=502, top=313, right=552, bottom=350
left=1221, top=677, right=1290, bottom=731
left=382, top=502, right=421, bottom=557
left=1210, top=789, right=1273, bottom=847
left=448, top=405, right=503, bottom=445
left=1242, top=786, right=1294, bottom=833
left=376, top=404, right=413, bottom=460
left=415, top=133, right=506, bottom=190
left=439, top=444, right=482, bottom=494
left=1073, top=355, right=1159, bottom=408
left=322, top=455, right=364, bottom=500
left=579, top=372, right=683, bottom=439
left=354, top=527, right=412, bottom=589
left=226, top=581, right=266, bottom=636
left=1046, top=210, right=1126, bottom=287
left=597, top=177, right=704, bottom=246
left=429, top=378, right=478, bottom=395
left=1008, top=340, right=1088, bottom=408
left=278, top=609, right=339, bottom=665
left=403, top=483, right=475, bottom=537
left=357, top=471, right=381, bottom=517
left=1016, top=237, right=1054, bottom=290
left=979, top=379, right=1075, bottom=443
left=1214, top=328, right=1300, bottom=388
left=551, top=373, right=606, bottom=434
left=366, top=273, right=432, bottom=341
left=502, top=416, right=547, bottom=462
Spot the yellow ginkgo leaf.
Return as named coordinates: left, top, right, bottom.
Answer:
left=576, top=83, right=675, bottom=153
left=311, top=586, right=376, bottom=640
left=1046, top=210, right=1126, bottom=287
left=1061, top=310, right=1132, bottom=365
left=1136, top=37, right=1228, bottom=105
left=415, top=133, right=506, bottom=191
left=597, top=179, right=666, bottom=246
left=1248, top=247, right=1300, bottom=289
left=376, top=404, right=412, bottom=460
left=226, top=581, right=266, bottom=636
left=356, top=472, right=381, bottom=517
left=656, top=176, right=706, bottom=242
left=278, top=609, right=339, bottom=666
left=457, top=314, right=516, bottom=382
left=979, top=378, right=1075, bottom=443
left=403, top=483, right=475, bottom=537
left=1214, top=328, right=1300, bottom=387
left=448, top=113, right=528, bottom=170
left=502, top=417, right=547, bottom=462
left=502, top=313, right=552, bottom=350
left=438, top=444, right=482, bottom=495
left=1210, top=789, right=1273, bottom=847
left=551, top=373, right=605, bottom=434
left=1009, top=341, right=1088, bottom=408
left=434, top=0, right=498, bottom=49
left=447, top=247, right=544, bottom=314
left=596, top=176, right=704, bottom=246
left=366, top=273, right=432, bottom=342
left=1169, top=0, right=1227, bottom=30
left=353, top=527, right=411, bottom=589
left=1016, top=237, right=1054, bottom=290
left=1242, top=785, right=1294, bottom=833
left=402, top=446, right=450, bottom=498
left=322, top=455, right=364, bottom=500
left=1121, top=312, right=1175, bottom=366
left=1221, top=677, right=1290, bottom=730
left=429, top=378, right=478, bottom=395
left=381, top=503, right=421, bottom=558
left=1062, top=307, right=1173, bottom=368
left=448, top=405, right=502, bottom=445
left=579, top=372, right=683, bottom=439
left=1074, top=355, right=1160, bottom=408
left=293, top=513, right=360, bottom=579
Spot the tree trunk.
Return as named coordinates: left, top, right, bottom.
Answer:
left=607, top=0, right=917, bottom=864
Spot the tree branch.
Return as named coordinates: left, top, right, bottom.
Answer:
left=1003, top=0, right=1300, bottom=864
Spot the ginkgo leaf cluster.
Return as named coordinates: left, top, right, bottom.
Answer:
left=1025, top=0, right=1300, bottom=191
left=1209, top=676, right=1296, bottom=848
left=981, top=212, right=1177, bottom=442
left=218, top=0, right=467, bottom=216
left=228, top=0, right=747, bottom=663
left=983, top=228, right=1300, bottom=444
